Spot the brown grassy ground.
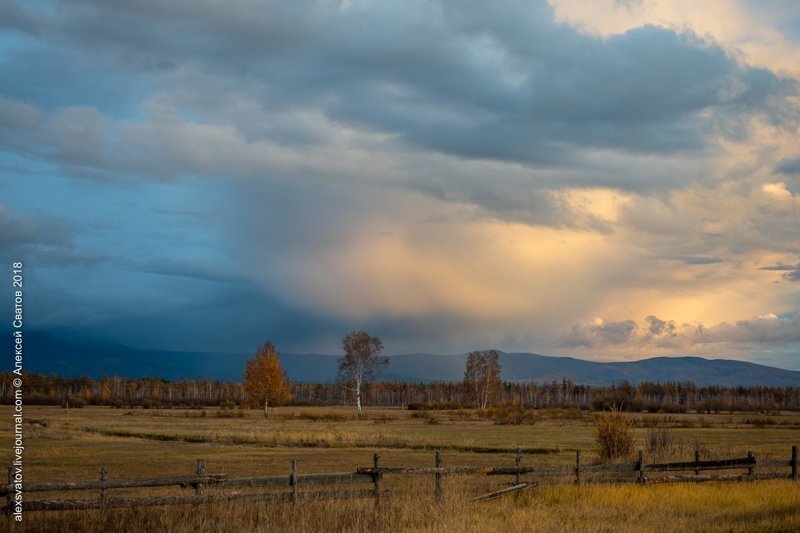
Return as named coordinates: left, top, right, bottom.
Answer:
left=3, top=406, right=800, bottom=531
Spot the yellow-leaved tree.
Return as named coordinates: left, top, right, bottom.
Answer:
left=243, top=341, right=290, bottom=417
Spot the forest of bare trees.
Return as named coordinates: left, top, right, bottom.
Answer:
left=4, top=372, right=800, bottom=413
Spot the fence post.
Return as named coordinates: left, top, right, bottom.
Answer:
left=575, top=451, right=582, bottom=485
left=195, top=459, right=206, bottom=496
left=6, top=467, right=12, bottom=515
left=638, top=450, right=646, bottom=484
left=747, top=451, right=755, bottom=479
left=792, top=446, right=798, bottom=481
left=100, top=466, right=108, bottom=504
left=435, top=451, right=443, bottom=503
left=515, top=448, right=522, bottom=485
left=373, top=452, right=381, bottom=506
left=694, top=450, right=700, bottom=477
left=291, top=459, right=298, bottom=503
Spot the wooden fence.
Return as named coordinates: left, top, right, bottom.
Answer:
left=1, top=455, right=386, bottom=513
left=356, top=445, right=800, bottom=502
left=3, top=446, right=798, bottom=513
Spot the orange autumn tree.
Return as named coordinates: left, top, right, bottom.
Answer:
left=243, top=341, right=290, bottom=416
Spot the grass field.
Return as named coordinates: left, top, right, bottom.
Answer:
left=3, top=405, right=800, bottom=531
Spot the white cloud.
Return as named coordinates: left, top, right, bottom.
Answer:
left=562, top=312, right=800, bottom=350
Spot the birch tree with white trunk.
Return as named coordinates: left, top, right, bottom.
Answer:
left=338, top=331, right=388, bottom=415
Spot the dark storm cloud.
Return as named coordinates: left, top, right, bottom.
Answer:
left=679, top=256, right=724, bottom=265
left=0, top=204, right=69, bottom=247
left=2, top=0, right=795, bottom=181
left=776, top=157, right=800, bottom=176
left=89, top=282, right=352, bottom=353
left=130, top=258, right=246, bottom=285
left=644, top=315, right=677, bottom=337
left=0, top=202, right=101, bottom=266
left=1, top=0, right=792, bottom=247
left=0, top=0, right=38, bottom=35
left=760, top=263, right=800, bottom=282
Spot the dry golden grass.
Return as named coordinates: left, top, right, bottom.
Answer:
left=16, top=480, right=800, bottom=532
left=3, top=406, right=800, bottom=531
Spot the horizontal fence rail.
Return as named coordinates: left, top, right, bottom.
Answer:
left=20, top=489, right=385, bottom=512
left=2, top=458, right=386, bottom=514
left=0, top=474, right=229, bottom=496
left=644, top=457, right=755, bottom=472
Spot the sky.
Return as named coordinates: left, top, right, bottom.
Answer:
left=2, top=0, right=800, bottom=368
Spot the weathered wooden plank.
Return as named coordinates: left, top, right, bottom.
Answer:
left=0, top=472, right=373, bottom=496
left=434, top=451, right=443, bottom=503
left=224, top=472, right=374, bottom=488
left=19, top=489, right=387, bottom=512
left=373, top=453, right=382, bottom=507
left=580, top=478, right=641, bottom=485
left=472, top=483, right=530, bottom=503
left=0, top=475, right=228, bottom=495
left=759, top=460, right=791, bottom=469
left=359, top=464, right=638, bottom=476
left=99, top=467, right=107, bottom=504
left=644, top=457, right=754, bottom=472
left=290, top=460, right=298, bottom=503
left=486, top=467, right=563, bottom=476
left=358, top=466, right=494, bottom=475
left=645, top=473, right=786, bottom=484
left=195, top=459, right=205, bottom=496
left=359, top=466, right=554, bottom=475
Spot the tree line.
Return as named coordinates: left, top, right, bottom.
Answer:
left=5, top=372, right=800, bottom=413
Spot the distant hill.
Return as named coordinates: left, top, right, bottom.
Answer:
left=17, top=331, right=800, bottom=386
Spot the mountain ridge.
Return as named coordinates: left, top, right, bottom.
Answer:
left=16, top=331, right=800, bottom=387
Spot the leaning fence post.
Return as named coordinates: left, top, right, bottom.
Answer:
left=195, top=459, right=206, bottom=496
left=6, top=467, right=12, bottom=515
left=694, top=450, right=700, bottom=477
left=435, top=451, right=443, bottom=503
left=792, top=446, right=798, bottom=481
left=515, top=448, right=522, bottom=485
left=747, top=451, right=755, bottom=479
left=100, top=466, right=108, bottom=504
left=291, top=459, right=298, bottom=503
left=575, top=451, right=582, bottom=485
left=638, top=450, right=646, bottom=484
left=373, top=452, right=381, bottom=506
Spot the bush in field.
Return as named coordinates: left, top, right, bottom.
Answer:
left=295, top=410, right=347, bottom=422
left=64, top=396, right=87, bottom=408
left=406, top=401, right=466, bottom=410
left=645, top=427, right=679, bottom=462
left=480, top=406, right=539, bottom=425
left=594, top=406, right=635, bottom=462
left=216, top=407, right=245, bottom=418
